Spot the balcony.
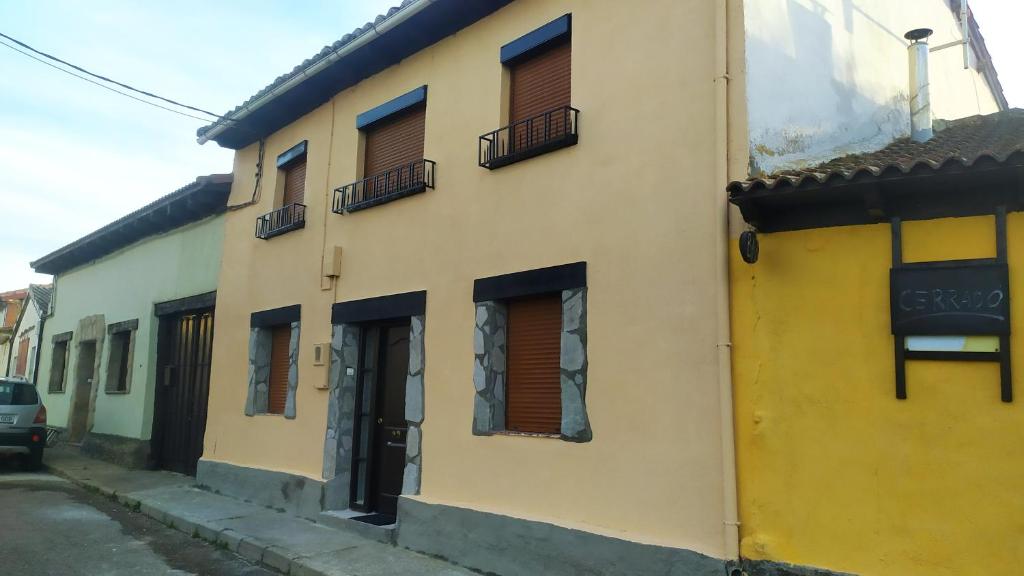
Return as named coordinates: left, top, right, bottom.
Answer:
left=479, top=106, right=579, bottom=170
left=333, top=159, right=435, bottom=214
left=255, top=203, right=306, bottom=239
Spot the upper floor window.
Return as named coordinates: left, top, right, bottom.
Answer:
left=334, top=86, right=435, bottom=213
left=255, top=141, right=308, bottom=239
left=509, top=36, right=570, bottom=128
left=480, top=14, right=579, bottom=170
left=282, top=157, right=306, bottom=207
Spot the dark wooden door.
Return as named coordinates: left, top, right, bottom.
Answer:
left=154, top=309, right=214, bottom=475
left=351, top=321, right=410, bottom=517
left=68, top=341, right=96, bottom=444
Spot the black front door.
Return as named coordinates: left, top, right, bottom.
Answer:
left=351, top=321, right=410, bottom=517
left=153, top=309, right=214, bottom=475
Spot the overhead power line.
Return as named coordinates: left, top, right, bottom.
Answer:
left=0, top=30, right=224, bottom=122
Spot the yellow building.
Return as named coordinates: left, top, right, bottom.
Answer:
left=196, top=0, right=1003, bottom=574
left=729, top=109, right=1024, bottom=576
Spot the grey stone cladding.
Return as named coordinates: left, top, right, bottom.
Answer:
left=244, top=327, right=271, bottom=416
left=403, top=315, right=425, bottom=495
left=322, top=323, right=360, bottom=508
left=559, top=288, right=591, bottom=442
left=472, top=301, right=506, bottom=435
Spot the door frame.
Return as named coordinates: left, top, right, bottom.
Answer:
left=349, top=318, right=410, bottom=514
left=68, top=340, right=98, bottom=443
left=151, top=291, right=217, bottom=474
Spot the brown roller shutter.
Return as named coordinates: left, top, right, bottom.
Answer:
left=15, top=336, right=29, bottom=377
left=506, top=295, right=562, bottom=434
left=364, top=104, right=426, bottom=178
left=510, top=40, right=571, bottom=123
left=282, top=160, right=306, bottom=206
left=267, top=326, right=291, bottom=415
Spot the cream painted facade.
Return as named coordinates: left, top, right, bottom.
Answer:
left=37, top=215, right=223, bottom=441
left=205, top=0, right=740, bottom=562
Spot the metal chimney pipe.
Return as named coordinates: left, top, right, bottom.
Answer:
left=905, top=28, right=934, bottom=142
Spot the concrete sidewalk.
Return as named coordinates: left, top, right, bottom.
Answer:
left=44, top=447, right=475, bottom=576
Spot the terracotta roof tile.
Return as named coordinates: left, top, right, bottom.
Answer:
left=730, top=108, right=1024, bottom=195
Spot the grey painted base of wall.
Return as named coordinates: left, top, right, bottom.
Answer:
left=196, top=459, right=326, bottom=520
left=741, top=560, right=855, bottom=576
left=80, top=431, right=151, bottom=469
left=396, top=497, right=727, bottom=576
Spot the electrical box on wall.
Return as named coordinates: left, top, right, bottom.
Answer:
left=324, top=246, right=343, bottom=278
left=311, top=343, right=330, bottom=389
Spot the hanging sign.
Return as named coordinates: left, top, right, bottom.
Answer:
left=890, top=261, right=1010, bottom=336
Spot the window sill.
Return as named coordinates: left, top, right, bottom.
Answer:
left=493, top=430, right=560, bottom=439
left=105, top=389, right=130, bottom=395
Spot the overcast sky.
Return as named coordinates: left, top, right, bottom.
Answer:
left=0, top=1, right=1020, bottom=291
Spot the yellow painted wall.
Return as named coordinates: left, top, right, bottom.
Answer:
left=731, top=214, right=1024, bottom=575
left=205, top=0, right=736, bottom=556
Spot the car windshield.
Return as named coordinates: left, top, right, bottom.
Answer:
left=0, top=382, right=38, bottom=405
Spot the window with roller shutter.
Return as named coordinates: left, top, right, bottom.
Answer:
left=267, top=325, right=291, bottom=415
left=510, top=40, right=571, bottom=124
left=479, top=15, right=578, bottom=170
left=505, top=295, right=563, bottom=434
left=363, top=103, right=425, bottom=179
left=282, top=159, right=306, bottom=207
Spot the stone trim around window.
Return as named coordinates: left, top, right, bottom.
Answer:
left=245, top=321, right=300, bottom=418
left=472, top=287, right=591, bottom=442
left=104, top=319, right=138, bottom=394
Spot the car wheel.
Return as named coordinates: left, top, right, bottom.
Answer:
left=25, top=448, right=44, bottom=471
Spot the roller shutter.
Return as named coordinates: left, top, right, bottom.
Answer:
left=506, top=295, right=562, bottom=434
left=510, top=40, right=571, bottom=123
left=282, top=160, right=306, bottom=206
left=268, top=326, right=291, bottom=415
left=364, top=104, right=426, bottom=178
left=14, top=337, right=29, bottom=377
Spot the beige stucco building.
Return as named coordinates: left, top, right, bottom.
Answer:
left=195, top=1, right=1002, bottom=574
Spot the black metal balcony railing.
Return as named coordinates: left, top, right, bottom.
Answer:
left=479, top=106, right=579, bottom=170
left=333, top=159, right=435, bottom=214
left=255, top=203, right=306, bottom=239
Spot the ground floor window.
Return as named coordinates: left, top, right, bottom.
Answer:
left=245, top=305, right=300, bottom=418
left=472, top=262, right=591, bottom=442
left=105, top=320, right=138, bottom=394
left=506, top=295, right=563, bottom=434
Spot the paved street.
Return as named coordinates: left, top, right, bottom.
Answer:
left=0, top=456, right=272, bottom=576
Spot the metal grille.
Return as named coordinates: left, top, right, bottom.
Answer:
left=333, top=159, right=435, bottom=214
left=479, top=106, right=579, bottom=169
left=255, top=203, right=306, bottom=239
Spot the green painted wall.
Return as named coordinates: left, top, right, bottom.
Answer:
left=37, top=214, right=223, bottom=440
